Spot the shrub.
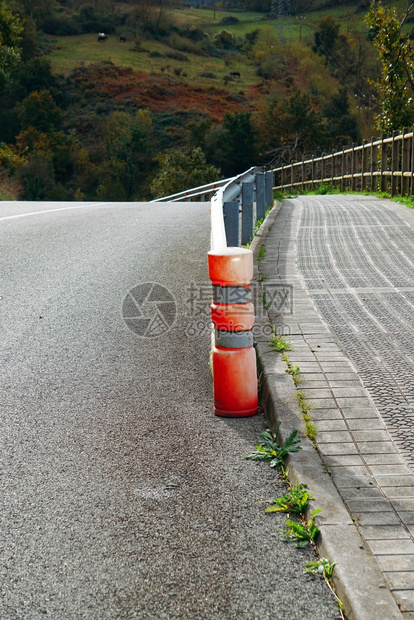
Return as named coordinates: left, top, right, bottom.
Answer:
left=165, top=51, right=188, bottom=62
left=221, top=16, right=239, bottom=25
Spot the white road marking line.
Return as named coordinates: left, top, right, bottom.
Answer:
left=0, top=202, right=112, bottom=221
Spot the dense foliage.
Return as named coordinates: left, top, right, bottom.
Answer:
left=0, top=0, right=385, bottom=201
left=366, top=1, right=414, bottom=133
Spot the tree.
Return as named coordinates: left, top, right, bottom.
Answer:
left=0, top=7, right=22, bottom=90
left=98, top=109, right=154, bottom=200
left=18, top=90, right=63, bottom=132
left=313, top=15, right=340, bottom=60
left=323, top=88, right=359, bottom=147
left=366, top=1, right=414, bottom=133
left=150, top=147, right=220, bottom=198
left=14, top=0, right=56, bottom=23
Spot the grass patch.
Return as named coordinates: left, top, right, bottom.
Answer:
left=47, top=3, right=372, bottom=90
left=48, top=33, right=257, bottom=90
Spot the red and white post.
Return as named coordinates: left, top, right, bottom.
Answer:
left=208, top=247, right=258, bottom=417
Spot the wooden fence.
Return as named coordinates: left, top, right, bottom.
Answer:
left=272, top=128, right=414, bottom=197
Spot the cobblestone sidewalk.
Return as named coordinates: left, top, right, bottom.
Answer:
left=257, top=195, right=414, bottom=618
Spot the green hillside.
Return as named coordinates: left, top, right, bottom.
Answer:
left=0, top=1, right=407, bottom=201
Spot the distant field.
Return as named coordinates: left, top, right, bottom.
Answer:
left=47, top=2, right=383, bottom=87
left=49, top=33, right=258, bottom=91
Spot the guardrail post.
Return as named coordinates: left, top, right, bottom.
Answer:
left=208, top=248, right=258, bottom=417
left=255, top=172, right=266, bottom=220
left=223, top=201, right=240, bottom=247
left=265, top=171, right=273, bottom=207
left=241, top=182, right=254, bottom=245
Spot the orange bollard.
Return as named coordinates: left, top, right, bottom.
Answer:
left=208, top=247, right=258, bottom=417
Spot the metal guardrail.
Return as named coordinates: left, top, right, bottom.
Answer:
left=151, top=167, right=274, bottom=246
left=150, top=177, right=233, bottom=203
left=152, top=166, right=275, bottom=417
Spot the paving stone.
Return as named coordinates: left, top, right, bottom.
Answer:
left=376, top=555, right=414, bottom=572
left=328, top=380, right=365, bottom=388
left=392, top=591, right=414, bottom=612
left=351, top=430, right=392, bottom=442
left=312, top=409, right=344, bottom=420
left=384, top=572, right=414, bottom=590
left=366, top=454, right=407, bottom=465
left=336, top=397, right=374, bottom=409
left=293, top=362, right=321, bottom=370
left=301, top=373, right=328, bottom=382
left=301, top=380, right=330, bottom=388
left=302, top=389, right=334, bottom=399
left=315, top=419, right=348, bottom=432
left=383, top=487, right=414, bottom=499
left=367, top=540, right=414, bottom=555
left=328, top=465, right=373, bottom=477
left=325, top=373, right=362, bottom=381
left=341, top=487, right=386, bottom=500
left=335, top=475, right=375, bottom=488
left=398, top=513, right=414, bottom=526
left=324, top=454, right=366, bottom=467
left=341, top=407, right=379, bottom=419
left=360, top=525, right=411, bottom=541
left=318, top=442, right=359, bottom=456
left=332, top=387, right=370, bottom=398
left=319, top=365, right=355, bottom=374
left=358, top=442, right=399, bottom=455
left=375, top=476, right=414, bottom=488
left=355, top=512, right=402, bottom=526
left=347, top=418, right=387, bottom=431
left=371, top=465, right=414, bottom=476
left=310, top=398, right=338, bottom=409
left=392, top=500, right=414, bottom=512
left=317, top=430, right=353, bottom=443
left=346, top=499, right=393, bottom=513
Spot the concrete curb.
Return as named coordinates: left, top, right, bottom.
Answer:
left=251, top=202, right=403, bottom=620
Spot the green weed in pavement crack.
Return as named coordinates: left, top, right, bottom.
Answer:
left=257, top=244, right=267, bottom=266
left=245, top=422, right=301, bottom=475
left=279, top=508, right=321, bottom=548
left=266, top=484, right=314, bottom=515
left=270, top=334, right=292, bottom=351
left=305, top=558, right=345, bottom=617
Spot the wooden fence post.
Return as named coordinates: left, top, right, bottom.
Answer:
left=361, top=140, right=367, bottom=191
left=391, top=130, right=399, bottom=197
left=301, top=159, right=305, bottom=193
left=411, top=127, right=414, bottom=196
left=351, top=144, right=356, bottom=191
left=380, top=134, right=388, bottom=194
left=370, top=137, right=376, bottom=192
left=402, top=127, right=410, bottom=196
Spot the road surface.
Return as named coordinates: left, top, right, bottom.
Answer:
left=0, top=201, right=339, bottom=619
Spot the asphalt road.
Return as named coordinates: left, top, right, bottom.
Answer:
left=0, top=201, right=340, bottom=619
